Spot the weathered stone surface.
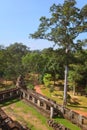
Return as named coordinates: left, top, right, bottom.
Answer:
left=16, top=75, right=27, bottom=90
left=0, top=108, right=31, bottom=130
left=0, top=88, right=20, bottom=102
left=20, top=88, right=87, bottom=130
left=0, top=75, right=87, bottom=130
left=47, top=119, right=70, bottom=130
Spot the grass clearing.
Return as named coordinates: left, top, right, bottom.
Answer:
left=2, top=100, right=52, bottom=130
left=41, top=86, right=87, bottom=112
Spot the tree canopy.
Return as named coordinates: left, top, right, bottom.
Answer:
left=29, top=0, right=87, bottom=105
left=30, top=0, right=87, bottom=49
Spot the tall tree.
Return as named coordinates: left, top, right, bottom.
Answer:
left=68, top=65, right=83, bottom=95
left=22, top=51, right=45, bottom=74
left=4, top=43, right=29, bottom=81
left=30, top=0, right=87, bottom=105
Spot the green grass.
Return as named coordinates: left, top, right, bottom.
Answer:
left=54, top=117, right=81, bottom=130
left=14, top=100, right=50, bottom=126
left=41, top=87, right=64, bottom=104
left=67, top=95, right=87, bottom=112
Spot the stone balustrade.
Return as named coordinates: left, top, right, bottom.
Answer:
left=48, top=119, right=70, bottom=130
left=0, top=86, right=87, bottom=130
left=0, top=88, right=20, bottom=102
left=0, top=108, right=31, bottom=130
left=20, top=88, right=87, bottom=130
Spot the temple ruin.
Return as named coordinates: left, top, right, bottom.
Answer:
left=0, top=75, right=87, bottom=130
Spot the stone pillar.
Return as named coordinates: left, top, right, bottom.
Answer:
left=23, top=92, right=25, bottom=98
left=50, top=106, right=54, bottom=118
left=16, top=90, right=19, bottom=95
left=79, top=115, right=83, bottom=125
left=61, top=106, right=65, bottom=114
left=37, top=100, right=40, bottom=106
left=32, top=97, right=35, bottom=103
left=27, top=94, right=30, bottom=100
left=43, top=103, right=47, bottom=110
left=10, top=92, right=12, bottom=97
left=70, top=110, right=73, bottom=120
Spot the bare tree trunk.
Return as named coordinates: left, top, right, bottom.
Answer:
left=63, top=47, right=69, bottom=106
left=63, top=65, right=68, bottom=106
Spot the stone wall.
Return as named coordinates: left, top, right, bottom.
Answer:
left=0, top=88, right=20, bottom=102
left=20, top=88, right=87, bottom=130
left=0, top=86, right=87, bottom=130
left=62, top=108, right=87, bottom=130
left=48, top=119, right=70, bottom=130
left=0, top=108, right=30, bottom=130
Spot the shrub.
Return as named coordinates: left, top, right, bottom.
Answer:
left=43, top=73, right=52, bottom=87
left=49, top=85, right=54, bottom=93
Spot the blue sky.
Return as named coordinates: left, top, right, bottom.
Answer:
left=0, top=0, right=87, bottom=50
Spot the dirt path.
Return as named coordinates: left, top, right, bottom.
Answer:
left=35, top=85, right=43, bottom=95
left=35, top=85, right=87, bottom=117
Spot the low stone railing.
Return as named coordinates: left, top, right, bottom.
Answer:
left=0, top=108, right=31, bottom=130
left=0, top=88, right=20, bottom=102
left=0, top=87, right=87, bottom=130
left=20, top=88, right=87, bottom=130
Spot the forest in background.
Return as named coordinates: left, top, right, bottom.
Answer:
left=0, top=42, right=87, bottom=96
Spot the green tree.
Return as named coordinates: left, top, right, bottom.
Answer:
left=0, top=45, right=6, bottom=77
left=68, top=48, right=87, bottom=95
left=43, top=48, right=64, bottom=84
left=22, top=51, right=46, bottom=74
left=75, top=49, right=87, bottom=87
left=43, top=73, right=52, bottom=87
left=4, top=43, right=29, bottom=82
left=68, top=67, right=83, bottom=95
left=30, top=0, right=87, bottom=105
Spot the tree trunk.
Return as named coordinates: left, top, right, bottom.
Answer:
left=63, top=65, right=68, bottom=106
left=63, top=47, right=69, bottom=106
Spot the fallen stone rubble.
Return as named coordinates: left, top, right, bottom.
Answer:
left=47, top=119, right=70, bottom=130
left=0, top=108, right=31, bottom=130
